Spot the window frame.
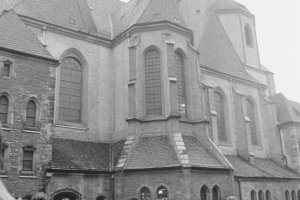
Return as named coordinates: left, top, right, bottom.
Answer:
left=24, top=99, right=40, bottom=131
left=212, top=185, right=221, bottom=200
left=200, top=185, right=209, bottom=200
left=2, top=60, right=12, bottom=77
left=251, top=190, right=257, bottom=200
left=21, top=145, right=36, bottom=174
left=140, top=186, right=151, bottom=200
left=156, top=185, right=168, bottom=200
left=0, top=95, right=9, bottom=125
left=244, top=24, right=254, bottom=48
left=246, top=98, right=261, bottom=147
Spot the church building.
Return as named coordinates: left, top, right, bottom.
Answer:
left=0, top=0, right=299, bottom=199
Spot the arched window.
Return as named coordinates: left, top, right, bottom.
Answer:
left=251, top=190, right=257, bottom=200
left=200, top=185, right=209, bottom=200
left=140, top=187, right=151, bottom=200
left=246, top=99, right=259, bottom=146
left=258, top=190, right=264, bottom=200
left=245, top=25, right=254, bottom=47
left=96, top=195, right=106, bottom=200
left=59, top=57, right=82, bottom=123
left=292, top=190, right=297, bottom=200
left=213, top=91, right=227, bottom=142
left=53, top=189, right=81, bottom=200
left=265, top=190, right=271, bottom=200
left=297, top=190, right=300, bottom=200
left=174, top=52, right=186, bottom=116
left=157, top=186, right=168, bottom=200
left=0, top=95, right=8, bottom=124
left=145, top=50, right=162, bottom=116
left=286, top=190, right=291, bottom=200
left=26, top=100, right=36, bottom=127
left=212, top=185, right=221, bottom=200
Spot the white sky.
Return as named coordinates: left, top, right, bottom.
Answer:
left=120, top=0, right=300, bottom=102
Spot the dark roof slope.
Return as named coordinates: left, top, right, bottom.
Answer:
left=51, top=138, right=110, bottom=171
left=226, top=155, right=300, bottom=179
left=125, top=135, right=180, bottom=169
left=111, top=0, right=188, bottom=37
left=14, top=0, right=98, bottom=34
left=198, top=11, right=251, bottom=81
left=183, top=135, right=225, bottom=168
left=270, top=93, right=300, bottom=124
left=0, top=10, right=54, bottom=60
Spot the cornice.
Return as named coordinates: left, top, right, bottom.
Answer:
left=201, top=65, right=267, bottom=90
left=244, top=64, right=274, bottom=75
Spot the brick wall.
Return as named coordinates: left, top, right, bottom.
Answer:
left=0, top=53, right=56, bottom=198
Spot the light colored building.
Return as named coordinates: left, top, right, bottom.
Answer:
left=0, top=0, right=299, bottom=200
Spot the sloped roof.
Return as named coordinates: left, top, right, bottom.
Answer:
left=183, top=135, right=225, bottom=168
left=111, top=0, right=188, bottom=37
left=270, top=93, right=300, bottom=124
left=125, top=135, right=180, bottom=169
left=51, top=138, right=110, bottom=171
left=0, top=10, right=54, bottom=60
left=198, top=11, right=251, bottom=81
left=212, top=0, right=249, bottom=12
left=226, top=155, right=300, bottom=179
left=13, top=0, right=98, bottom=34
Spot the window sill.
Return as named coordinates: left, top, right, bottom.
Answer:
left=22, top=129, right=42, bottom=134
left=54, top=123, right=88, bottom=130
left=19, top=175, right=38, bottom=179
left=0, top=175, right=8, bottom=178
left=20, top=171, right=35, bottom=176
left=1, top=124, right=12, bottom=131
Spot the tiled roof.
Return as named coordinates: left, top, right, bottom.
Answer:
left=111, top=0, right=188, bottom=37
left=0, top=10, right=54, bottom=60
left=270, top=93, right=300, bottom=124
left=198, top=11, right=251, bottom=81
left=125, top=135, right=180, bottom=169
left=112, top=139, right=126, bottom=167
left=14, top=0, right=98, bottom=34
left=226, top=155, right=300, bottom=179
left=183, top=135, right=225, bottom=168
left=51, top=138, right=110, bottom=171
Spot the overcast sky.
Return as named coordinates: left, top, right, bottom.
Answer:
left=120, top=0, right=300, bottom=102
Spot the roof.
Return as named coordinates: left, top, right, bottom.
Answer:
left=183, top=135, right=225, bottom=168
left=212, top=0, right=249, bottom=12
left=13, top=0, right=98, bottom=34
left=270, top=93, right=300, bottom=124
left=111, top=0, right=188, bottom=37
left=0, top=10, right=54, bottom=60
left=226, top=155, right=300, bottom=179
left=198, top=11, right=251, bottom=81
left=51, top=138, right=110, bottom=171
left=125, top=135, right=180, bottom=169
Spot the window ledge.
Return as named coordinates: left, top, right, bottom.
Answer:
left=19, top=175, right=38, bottom=179
left=54, top=123, right=88, bottom=130
left=0, top=175, right=8, bottom=178
left=22, top=129, right=42, bottom=134
left=1, top=127, right=12, bottom=131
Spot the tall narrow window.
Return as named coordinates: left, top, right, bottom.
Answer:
left=212, top=186, right=221, bottom=200
left=0, top=96, right=8, bottom=124
left=258, top=190, right=264, bottom=200
left=266, top=190, right=271, bottom=200
left=59, top=57, right=82, bottom=122
left=246, top=99, right=259, bottom=146
left=251, top=190, right=257, bottom=200
left=140, top=187, right=151, bottom=200
left=157, top=186, right=168, bottom=200
left=0, top=148, right=4, bottom=170
left=297, top=190, right=300, bottom=200
left=22, top=150, right=34, bottom=171
left=286, top=190, right=291, bottom=200
left=145, top=50, right=162, bottom=116
left=174, top=52, right=186, bottom=116
left=292, top=190, right=297, bottom=200
left=213, top=92, right=227, bottom=142
left=245, top=25, right=254, bottom=47
left=3, top=62, right=10, bottom=77
left=200, top=186, right=209, bottom=200
left=26, top=100, right=36, bottom=127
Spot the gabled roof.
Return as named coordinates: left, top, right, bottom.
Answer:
left=13, top=0, right=98, bottom=34
left=198, top=11, right=251, bottom=81
left=0, top=10, right=54, bottom=60
left=226, top=155, right=300, bottom=179
left=111, top=0, right=188, bottom=37
left=270, top=93, right=300, bottom=124
left=51, top=138, right=110, bottom=171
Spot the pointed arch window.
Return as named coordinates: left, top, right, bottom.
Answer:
left=246, top=99, right=259, bottom=146
left=292, top=190, right=297, bottom=200
left=59, top=57, right=82, bottom=123
left=212, top=185, right=221, bottom=200
left=157, top=186, right=168, bottom=200
left=297, top=190, right=300, bottom=200
left=0, top=96, right=8, bottom=124
left=26, top=100, right=37, bottom=127
left=258, top=190, right=264, bottom=200
left=174, top=52, right=186, bottom=116
left=140, top=187, right=151, bottom=200
left=265, top=190, right=271, bottom=200
left=251, top=190, right=257, bottom=200
left=213, top=91, right=227, bottom=142
left=145, top=50, right=162, bottom=116
left=286, top=190, right=291, bottom=200
left=245, top=25, right=254, bottom=47
left=200, top=185, right=209, bottom=200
